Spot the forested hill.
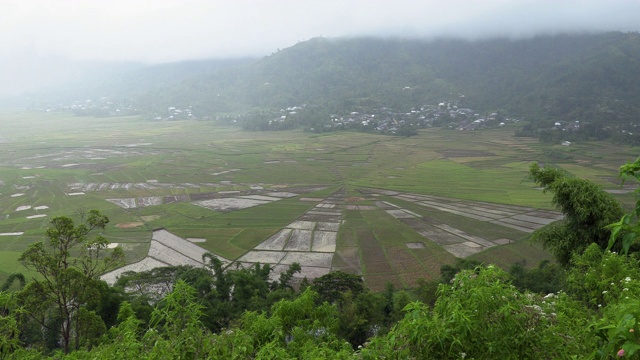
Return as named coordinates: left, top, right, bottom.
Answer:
left=18, top=32, right=640, bottom=127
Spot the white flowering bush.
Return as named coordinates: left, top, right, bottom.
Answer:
left=568, top=244, right=640, bottom=309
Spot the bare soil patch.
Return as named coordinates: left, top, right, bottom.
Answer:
left=299, top=214, right=341, bottom=222
left=148, top=240, right=203, bottom=268
left=284, top=230, right=313, bottom=251
left=238, top=250, right=287, bottom=264
left=376, top=201, right=399, bottom=209
left=164, top=194, right=189, bottom=204
left=153, top=229, right=222, bottom=264
left=356, top=205, right=373, bottom=210
left=101, top=257, right=170, bottom=285
left=266, top=192, right=298, bottom=198
left=315, top=203, right=336, bottom=209
left=405, top=242, right=425, bottom=249
left=211, top=169, right=241, bottom=176
left=346, top=197, right=366, bottom=202
left=316, top=222, right=340, bottom=231
left=300, top=197, right=324, bottom=202
left=298, top=266, right=331, bottom=279
left=255, top=229, right=292, bottom=251
left=312, top=231, right=337, bottom=252
left=107, top=198, right=136, bottom=209
left=288, top=221, right=316, bottom=230
left=488, top=220, right=535, bottom=233
left=433, top=224, right=495, bottom=248
left=137, top=196, right=163, bottom=207
left=386, top=209, right=416, bottom=219
left=280, top=252, right=333, bottom=267
left=116, top=222, right=144, bottom=229
left=240, top=195, right=281, bottom=201
left=524, top=210, right=564, bottom=220
left=194, top=198, right=269, bottom=212
left=491, top=218, right=540, bottom=230
left=443, top=243, right=484, bottom=258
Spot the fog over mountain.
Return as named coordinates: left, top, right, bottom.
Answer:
left=2, top=0, right=640, bottom=97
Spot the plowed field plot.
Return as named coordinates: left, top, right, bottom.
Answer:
left=101, top=229, right=229, bottom=285
left=288, top=221, right=317, bottom=230
left=376, top=201, right=399, bottom=210
left=224, top=189, right=344, bottom=281
left=317, top=222, right=340, bottom=231
left=300, top=197, right=324, bottom=202
left=377, top=190, right=563, bottom=235
left=188, top=192, right=219, bottom=201
left=299, top=213, right=341, bottom=222
left=107, top=198, right=136, bottom=209
left=443, top=242, right=485, bottom=258
left=238, top=250, right=287, bottom=264
left=315, top=203, right=336, bottom=208
left=406, top=242, right=425, bottom=249
left=346, top=205, right=376, bottom=210
left=284, top=230, right=312, bottom=251
left=147, top=240, right=203, bottom=268
left=153, top=229, right=217, bottom=263
left=386, top=209, right=417, bottom=219
left=297, top=266, right=331, bottom=279
left=240, top=195, right=282, bottom=201
left=100, top=257, right=170, bottom=285
left=281, top=252, right=333, bottom=267
left=138, top=196, right=163, bottom=207
left=397, top=218, right=496, bottom=257
left=266, top=192, right=298, bottom=198
left=255, top=229, right=292, bottom=250
left=312, top=231, right=337, bottom=252
left=194, top=197, right=270, bottom=212
left=164, top=194, right=189, bottom=203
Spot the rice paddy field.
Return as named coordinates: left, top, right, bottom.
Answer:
left=1, top=111, right=638, bottom=289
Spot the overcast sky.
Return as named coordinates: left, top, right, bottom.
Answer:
left=2, top=0, right=640, bottom=96
left=3, top=0, right=640, bottom=63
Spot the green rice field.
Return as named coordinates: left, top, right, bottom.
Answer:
left=1, top=111, right=637, bottom=288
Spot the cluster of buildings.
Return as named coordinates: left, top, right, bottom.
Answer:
left=302, top=102, right=515, bottom=135
left=152, top=106, right=196, bottom=121
left=41, top=97, right=139, bottom=117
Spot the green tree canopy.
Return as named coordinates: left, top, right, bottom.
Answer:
left=529, top=163, right=624, bottom=266
left=18, top=210, right=123, bottom=354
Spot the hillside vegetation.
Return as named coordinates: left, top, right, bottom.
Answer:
left=18, top=32, right=640, bottom=140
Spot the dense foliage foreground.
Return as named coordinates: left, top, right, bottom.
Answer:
left=3, top=160, right=640, bottom=359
